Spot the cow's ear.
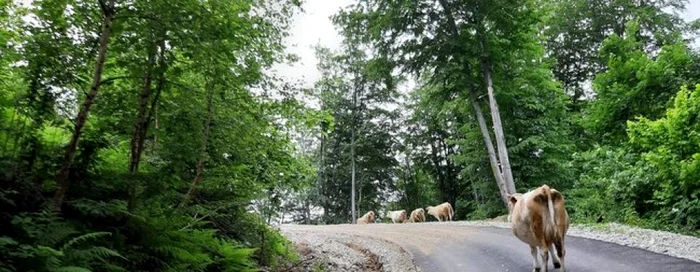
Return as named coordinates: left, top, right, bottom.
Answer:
left=508, top=195, right=518, bottom=205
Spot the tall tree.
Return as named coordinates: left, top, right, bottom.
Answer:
left=312, top=45, right=401, bottom=223
left=334, top=0, right=573, bottom=212
left=54, top=0, right=116, bottom=209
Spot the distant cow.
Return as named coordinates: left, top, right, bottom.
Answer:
left=408, top=208, right=426, bottom=223
left=508, top=185, right=569, bottom=272
left=426, top=202, right=454, bottom=222
left=356, top=211, right=376, bottom=224
left=388, top=209, right=407, bottom=223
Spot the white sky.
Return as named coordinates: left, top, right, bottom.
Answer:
left=272, top=0, right=700, bottom=91
left=269, top=0, right=354, bottom=90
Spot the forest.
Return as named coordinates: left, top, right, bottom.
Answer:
left=1, top=0, right=699, bottom=271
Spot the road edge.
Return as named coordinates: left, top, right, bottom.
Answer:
left=446, top=220, right=700, bottom=263
left=280, top=226, right=422, bottom=272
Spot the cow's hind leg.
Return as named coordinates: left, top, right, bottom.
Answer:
left=549, top=243, right=561, bottom=269
left=554, top=238, right=566, bottom=272
left=540, top=244, right=550, bottom=272
left=530, top=246, right=541, bottom=272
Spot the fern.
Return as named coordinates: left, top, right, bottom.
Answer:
left=152, top=245, right=191, bottom=259
left=68, top=199, right=128, bottom=218
left=41, top=223, right=78, bottom=247
left=0, top=236, right=17, bottom=247
left=81, top=246, right=125, bottom=260
left=60, top=232, right=111, bottom=251
left=36, top=245, right=65, bottom=257
left=49, top=266, right=91, bottom=272
left=97, top=262, right=129, bottom=272
left=67, top=247, right=127, bottom=264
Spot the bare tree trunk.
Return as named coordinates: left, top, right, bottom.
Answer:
left=130, top=33, right=168, bottom=172
left=472, top=182, right=480, bottom=204
left=469, top=90, right=510, bottom=207
left=152, top=104, right=158, bottom=153
left=479, top=52, right=516, bottom=196
left=350, top=83, right=357, bottom=224
left=138, top=36, right=166, bottom=157
left=53, top=1, right=115, bottom=210
left=319, top=120, right=326, bottom=223
left=280, top=208, right=286, bottom=225
left=429, top=140, right=448, bottom=201
left=304, top=199, right=311, bottom=225
left=440, top=136, right=458, bottom=210
left=180, top=81, right=214, bottom=208
left=403, top=150, right=412, bottom=207
left=357, top=181, right=362, bottom=213
left=129, top=41, right=156, bottom=174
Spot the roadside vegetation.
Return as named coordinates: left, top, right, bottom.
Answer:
left=297, top=0, right=700, bottom=236
left=1, top=0, right=321, bottom=271
left=1, top=0, right=698, bottom=271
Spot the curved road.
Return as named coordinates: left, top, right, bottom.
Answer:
left=281, top=222, right=700, bottom=272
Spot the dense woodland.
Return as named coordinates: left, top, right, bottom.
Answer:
left=1, top=0, right=699, bottom=271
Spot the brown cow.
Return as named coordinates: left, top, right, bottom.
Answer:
left=408, top=208, right=426, bottom=223
left=426, top=202, right=454, bottom=222
left=508, top=185, right=569, bottom=272
left=356, top=211, right=376, bottom=224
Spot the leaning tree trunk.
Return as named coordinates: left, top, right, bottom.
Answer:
left=468, top=89, right=510, bottom=207
left=180, top=81, right=215, bottom=208
left=436, top=0, right=512, bottom=208
left=479, top=53, right=516, bottom=196
left=53, top=1, right=115, bottom=210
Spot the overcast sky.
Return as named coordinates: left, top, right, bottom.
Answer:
left=272, top=0, right=700, bottom=90
left=270, top=0, right=353, bottom=90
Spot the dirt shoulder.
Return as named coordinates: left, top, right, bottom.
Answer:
left=280, top=226, right=420, bottom=272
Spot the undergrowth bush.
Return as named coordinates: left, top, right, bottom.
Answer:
left=569, top=85, right=700, bottom=234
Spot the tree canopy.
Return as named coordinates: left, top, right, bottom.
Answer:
left=1, top=0, right=699, bottom=270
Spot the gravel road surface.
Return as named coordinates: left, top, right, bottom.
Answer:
left=281, top=222, right=700, bottom=272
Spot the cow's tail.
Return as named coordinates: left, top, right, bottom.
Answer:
left=544, top=185, right=558, bottom=236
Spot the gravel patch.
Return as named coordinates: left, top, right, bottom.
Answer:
left=449, top=219, right=700, bottom=262
left=281, top=228, right=419, bottom=272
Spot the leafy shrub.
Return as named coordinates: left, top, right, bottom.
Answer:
left=568, top=85, right=700, bottom=233
left=568, top=146, right=651, bottom=225
left=628, top=84, right=700, bottom=230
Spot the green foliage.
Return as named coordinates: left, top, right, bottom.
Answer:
left=310, top=45, right=401, bottom=223
left=0, top=212, right=125, bottom=272
left=585, top=22, right=699, bottom=145
left=327, top=0, right=699, bottom=234
left=567, top=86, right=700, bottom=233
left=1, top=0, right=310, bottom=270
left=627, top=84, right=700, bottom=229
left=567, top=147, right=650, bottom=225
left=545, top=0, right=688, bottom=106
left=333, top=0, right=575, bottom=221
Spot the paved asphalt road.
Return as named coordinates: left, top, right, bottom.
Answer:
left=281, top=222, right=700, bottom=272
